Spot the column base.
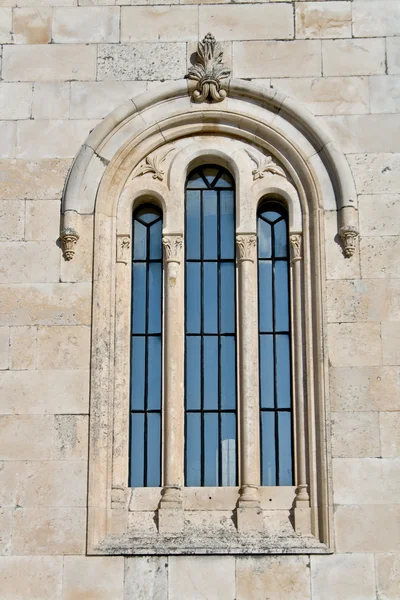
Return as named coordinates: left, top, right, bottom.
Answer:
left=294, top=506, right=312, bottom=535
left=236, top=506, right=264, bottom=533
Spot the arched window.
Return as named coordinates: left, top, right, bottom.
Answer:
left=185, top=166, right=237, bottom=487
left=257, top=201, right=293, bottom=486
left=130, top=205, right=163, bottom=487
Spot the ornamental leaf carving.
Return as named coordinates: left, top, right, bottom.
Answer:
left=186, top=33, right=231, bottom=103
left=236, top=234, right=257, bottom=262
left=133, top=148, right=174, bottom=181
left=245, top=149, right=286, bottom=180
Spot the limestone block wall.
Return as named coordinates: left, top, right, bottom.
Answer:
left=0, top=0, right=399, bottom=598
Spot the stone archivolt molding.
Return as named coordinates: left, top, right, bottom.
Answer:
left=59, top=68, right=362, bottom=555
left=186, top=33, right=231, bottom=103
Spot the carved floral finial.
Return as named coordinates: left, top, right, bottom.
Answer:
left=60, top=228, right=79, bottom=261
left=187, top=33, right=231, bottom=103
left=339, top=226, right=358, bottom=258
left=133, top=148, right=174, bottom=181
left=245, top=149, right=286, bottom=180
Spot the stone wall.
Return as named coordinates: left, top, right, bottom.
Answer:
left=0, top=0, right=399, bottom=598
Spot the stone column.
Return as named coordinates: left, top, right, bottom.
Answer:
left=290, top=233, right=311, bottom=534
left=158, top=233, right=184, bottom=534
left=236, top=233, right=263, bottom=532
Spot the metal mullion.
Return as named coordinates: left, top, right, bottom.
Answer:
left=217, top=188, right=222, bottom=486
left=143, top=222, right=150, bottom=487
left=200, top=188, right=205, bottom=487
left=271, top=220, right=280, bottom=486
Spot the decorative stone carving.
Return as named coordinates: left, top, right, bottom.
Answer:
left=60, top=227, right=79, bottom=261
left=289, top=234, right=302, bottom=262
left=339, top=225, right=358, bottom=258
left=116, top=234, right=130, bottom=264
left=133, top=149, right=173, bottom=181
left=245, top=149, right=286, bottom=180
left=236, top=234, right=257, bottom=262
left=162, top=234, right=183, bottom=263
left=186, top=33, right=231, bottom=103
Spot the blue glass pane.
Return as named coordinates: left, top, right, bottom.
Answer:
left=221, top=413, right=236, bottom=486
left=221, top=336, right=236, bottom=410
left=133, top=220, right=147, bottom=260
left=131, top=336, right=145, bottom=411
left=274, top=218, right=287, bottom=258
left=186, top=173, right=207, bottom=189
left=261, top=412, right=276, bottom=486
left=276, top=334, right=291, bottom=408
left=186, top=190, right=201, bottom=259
left=204, top=412, right=219, bottom=486
left=186, top=262, right=201, bottom=333
left=203, top=262, right=218, bottom=334
left=186, top=413, right=201, bottom=486
left=274, top=261, right=289, bottom=331
left=149, top=219, right=162, bottom=260
left=258, top=218, right=272, bottom=259
left=220, top=190, right=235, bottom=259
left=259, top=334, right=274, bottom=409
left=215, top=172, right=233, bottom=188
left=137, top=208, right=160, bottom=224
left=258, top=260, right=273, bottom=333
left=278, top=412, right=293, bottom=485
left=130, top=413, right=144, bottom=487
left=203, top=190, right=218, bottom=260
left=132, top=263, right=146, bottom=334
left=203, top=336, right=218, bottom=410
left=148, top=262, right=162, bottom=334
left=263, top=210, right=281, bottom=224
left=220, top=262, right=235, bottom=334
left=203, top=167, right=219, bottom=185
left=186, top=336, right=201, bottom=410
left=147, top=336, right=161, bottom=410
left=147, top=412, right=161, bottom=486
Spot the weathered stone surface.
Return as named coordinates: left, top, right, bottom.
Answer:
left=125, top=556, right=168, bottom=600
left=387, top=38, right=400, bottom=75
left=370, top=76, right=400, bottom=114
left=13, top=507, right=86, bottom=554
left=0, top=83, right=32, bottom=119
left=326, top=279, right=393, bottom=323
left=322, top=39, right=385, bottom=76
left=0, top=159, right=71, bottom=201
left=330, top=366, right=400, bottom=412
left=0, top=370, right=89, bottom=413
left=0, top=122, right=16, bottom=159
left=0, top=242, right=59, bottom=284
left=0, top=327, right=9, bottom=369
left=0, top=461, right=18, bottom=507
left=0, top=8, right=12, bottom=43
left=382, top=322, right=400, bottom=366
left=0, top=509, right=13, bottom=555
left=16, top=461, right=87, bottom=507
left=360, top=236, right=400, bottom=279
left=10, top=326, right=37, bottom=370
left=296, top=2, right=351, bottom=39
left=25, top=200, right=61, bottom=242
left=199, top=4, right=294, bottom=41
left=0, top=200, right=24, bottom=241
left=359, top=194, right=400, bottom=236
left=53, top=415, right=88, bottom=460
left=70, top=81, right=146, bottom=119
left=322, top=114, right=400, bottom=153
left=271, top=76, right=369, bottom=116
left=97, top=43, right=186, bottom=80
left=0, top=283, right=91, bottom=326
left=53, top=7, right=120, bottom=43
left=169, top=556, right=235, bottom=600
left=331, top=412, right=380, bottom=458
left=335, top=505, right=400, bottom=552
left=37, top=325, right=90, bottom=370
left=32, top=83, right=70, bottom=119
left=311, top=553, right=376, bottom=600
left=236, top=556, right=311, bottom=600
left=327, top=323, right=382, bottom=367
left=64, top=556, right=124, bottom=600
left=375, top=553, right=400, bottom=600
left=380, top=412, right=400, bottom=458
left=234, top=41, right=321, bottom=78
left=122, top=6, right=198, bottom=42
left=352, top=0, right=400, bottom=38
left=333, top=458, right=400, bottom=505
left=16, top=120, right=98, bottom=159
left=0, top=556, right=62, bottom=600
left=347, top=154, right=400, bottom=195
left=13, top=7, right=51, bottom=44
left=2, top=45, right=97, bottom=82
left=0, top=415, right=55, bottom=460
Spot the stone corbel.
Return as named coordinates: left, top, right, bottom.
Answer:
left=60, top=227, right=79, bottom=261
left=339, top=206, right=359, bottom=258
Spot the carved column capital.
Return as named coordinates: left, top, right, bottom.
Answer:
left=289, top=233, right=302, bottom=263
left=60, top=228, right=79, bottom=261
left=236, top=234, right=257, bottom=262
left=339, top=226, right=358, bottom=258
left=116, top=234, right=130, bottom=264
left=162, top=234, right=183, bottom=264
